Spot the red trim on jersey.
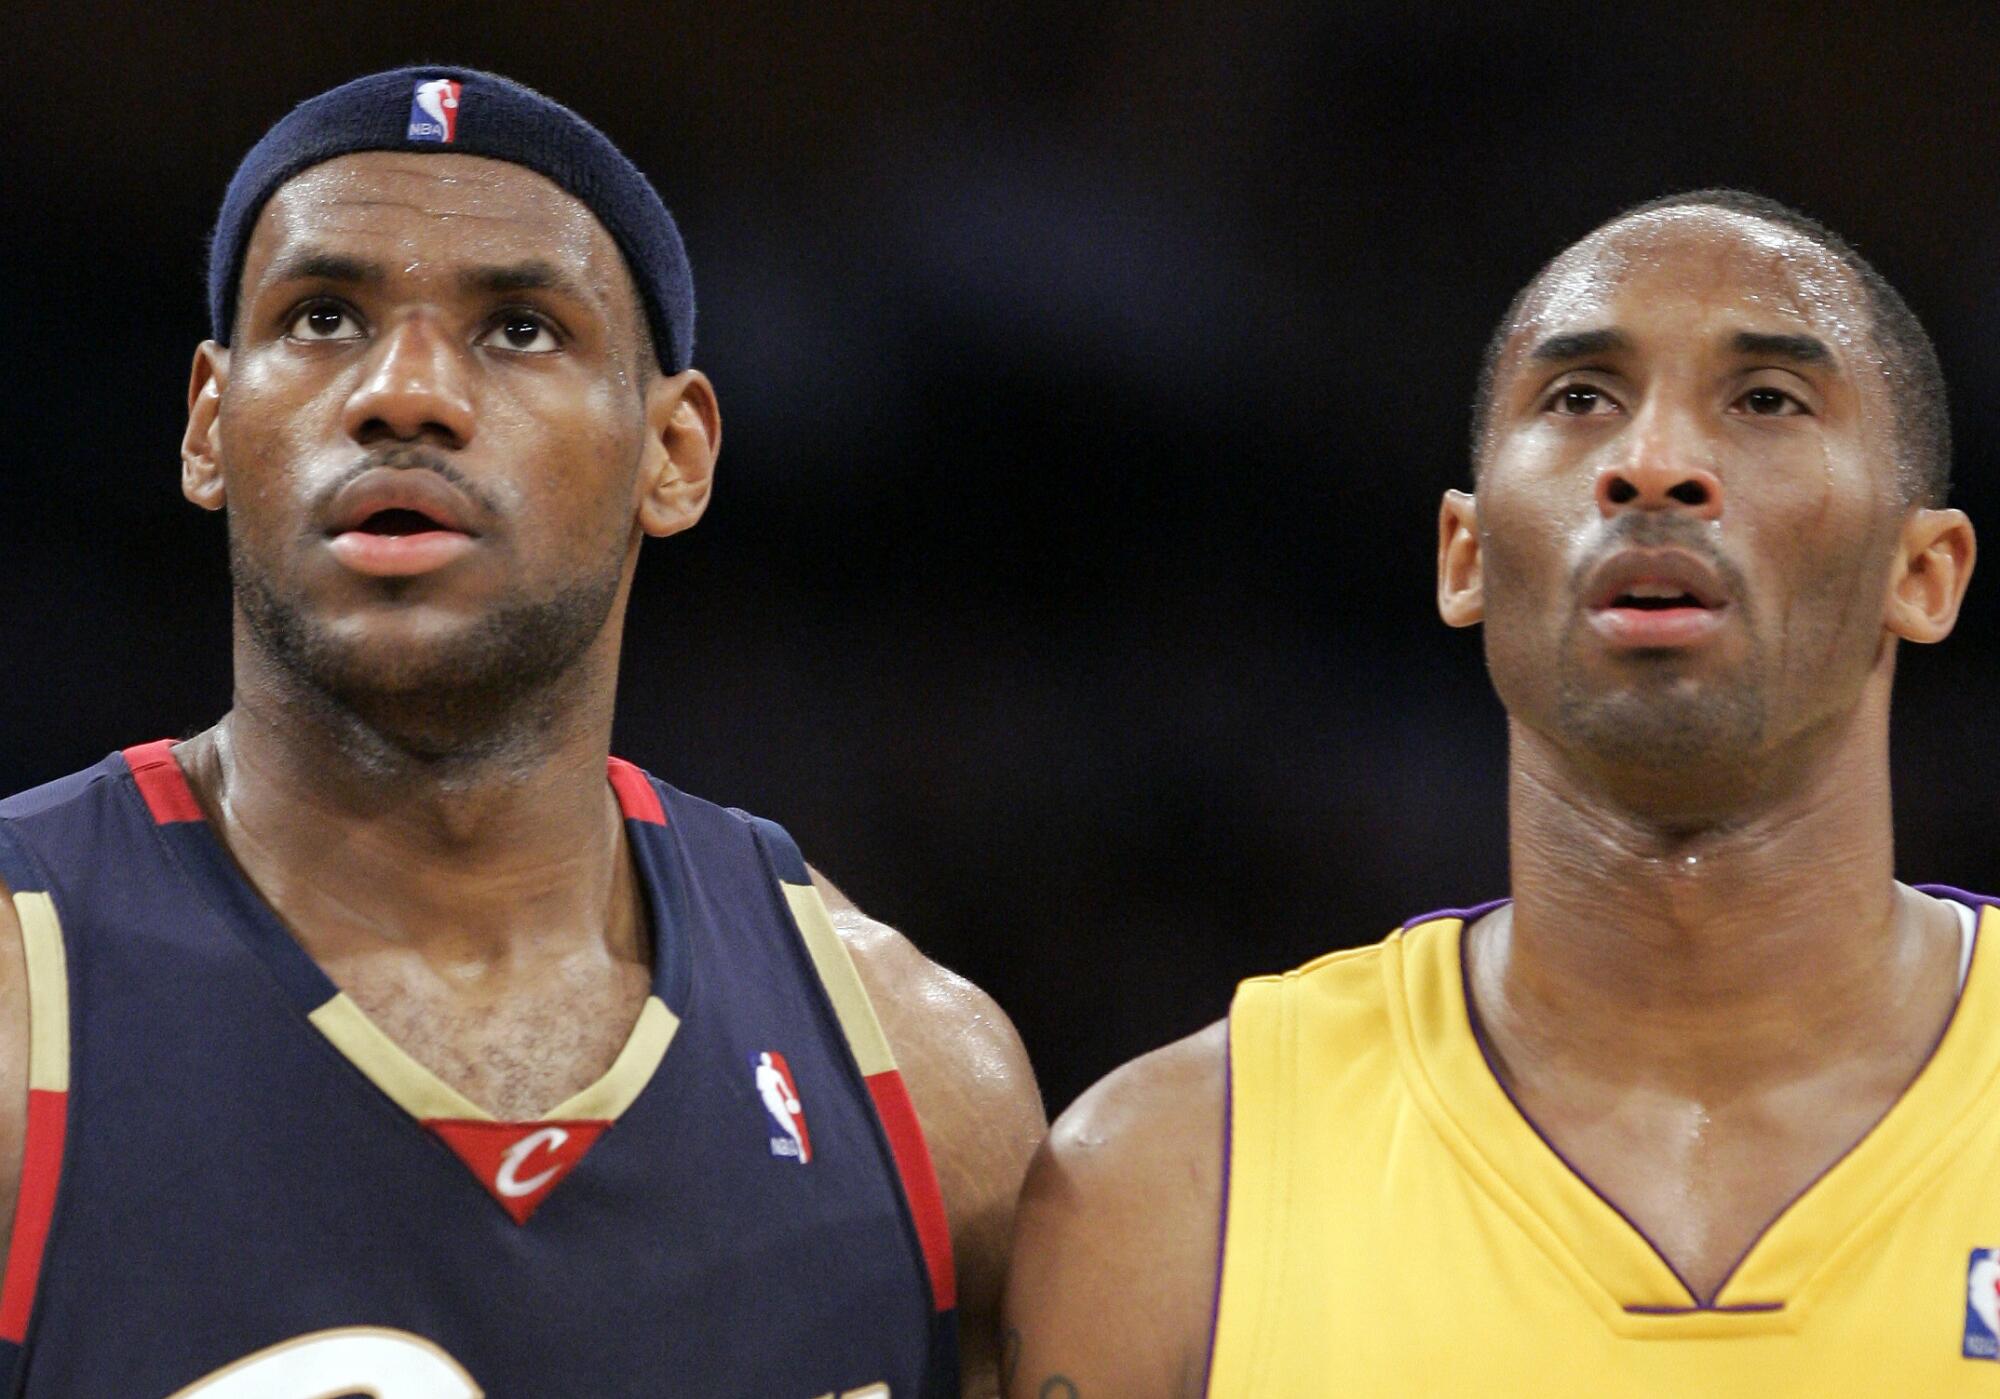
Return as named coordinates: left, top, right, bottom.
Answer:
left=426, top=1119, right=610, bottom=1225
left=866, top=1069, right=956, bottom=1311
left=606, top=757, right=666, bottom=826
left=0, top=1089, right=67, bottom=1342
left=122, top=741, right=205, bottom=825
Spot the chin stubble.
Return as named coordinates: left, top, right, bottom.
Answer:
left=229, top=528, right=626, bottom=765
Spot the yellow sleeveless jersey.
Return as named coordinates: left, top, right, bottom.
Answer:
left=1207, top=897, right=2000, bottom=1396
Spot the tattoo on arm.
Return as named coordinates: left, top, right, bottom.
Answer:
left=1001, top=1327, right=1079, bottom=1398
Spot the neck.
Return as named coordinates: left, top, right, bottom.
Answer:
left=1479, top=670, right=1949, bottom=1094
left=179, top=620, right=639, bottom=969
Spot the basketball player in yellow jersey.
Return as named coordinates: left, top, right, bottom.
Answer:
left=1001, top=188, right=1995, bottom=1396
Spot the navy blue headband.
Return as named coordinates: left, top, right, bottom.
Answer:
left=208, top=66, right=694, bottom=372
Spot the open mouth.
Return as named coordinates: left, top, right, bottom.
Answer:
left=1583, top=550, right=1729, bottom=649
left=325, top=503, right=478, bottom=577
left=349, top=508, right=454, bottom=537
left=1608, top=585, right=1708, bottom=612
left=322, top=467, right=484, bottom=576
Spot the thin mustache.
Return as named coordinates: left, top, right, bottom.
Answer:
left=1569, top=516, right=1749, bottom=602
left=314, top=446, right=501, bottom=519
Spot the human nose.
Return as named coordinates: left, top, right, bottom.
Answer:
left=342, top=316, right=476, bottom=450
left=1594, top=410, right=1723, bottom=521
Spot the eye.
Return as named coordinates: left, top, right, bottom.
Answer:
left=286, top=302, right=363, bottom=342
left=1543, top=384, right=1620, bottom=416
left=480, top=311, right=561, bottom=354
left=1736, top=385, right=1807, bottom=417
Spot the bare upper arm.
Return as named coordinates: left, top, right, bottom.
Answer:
left=1001, top=1019, right=1228, bottom=1399
left=0, top=879, right=27, bottom=1267
left=810, top=866, right=1048, bottom=1399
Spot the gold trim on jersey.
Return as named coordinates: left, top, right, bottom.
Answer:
left=545, top=997, right=676, bottom=1120
left=169, top=1326, right=482, bottom=1398
left=14, top=893, right=69, bottom=1095
left=782, top=881, right=897, bottom=1077
left=308, top=991, right=678, bottom=1123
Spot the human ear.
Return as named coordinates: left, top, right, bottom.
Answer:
left=182, top=342, right=229, bottom=512
left=1437, top=489, right=1484, bottom=627
left=636, top=369, right=720, bottom=539
left=1884, top=507, right=1975, bottom=644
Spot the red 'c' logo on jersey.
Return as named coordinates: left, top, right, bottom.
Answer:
left=426, top=1119, right=610, bottom=1223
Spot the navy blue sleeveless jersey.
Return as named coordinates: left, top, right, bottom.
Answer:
left=0, top=742, right=958, bottom=1398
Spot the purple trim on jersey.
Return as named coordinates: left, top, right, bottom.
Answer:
left=1682, top=886, right=1986, bottom=1304
left=1454, top=937, right=1711, bottom=1306
left=1200, top=1028, right=1233, bottom=1397
left=1399, top=897, right=1509, bottom=930
left=1453, top=888, right=1985, bottom=1311
left=1914, top=882, right=2000, bottom=908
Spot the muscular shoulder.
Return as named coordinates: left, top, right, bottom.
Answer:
left=810, top=868, right=1044, bottom=1166
left=1003, top=1019, right=1228, bottom=1399
left=810, top=868, right=1045, bottom=1397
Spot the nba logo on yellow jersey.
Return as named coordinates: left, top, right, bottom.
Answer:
left=1965, top=1250, right=2000, bottom=1358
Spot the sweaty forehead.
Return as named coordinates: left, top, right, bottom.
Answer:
left=241, top=151, right=633, bottom=315
left=1508, top=207, right=1868, bottom=359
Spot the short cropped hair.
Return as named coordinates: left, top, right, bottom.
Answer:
left=1469, top=189, right=1950, bottom=506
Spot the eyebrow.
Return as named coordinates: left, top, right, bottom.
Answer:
left=1528, top=328, right=1631, bottom=362
left=1732, top=330, right=1832, bottom=364
left=259, top=250, right=599, bottom=309
left=263, top=249, right=385, bottom=288
left=1525, top=326, right=1837, bottom=369
left=457, top=259, right=599, bottom=307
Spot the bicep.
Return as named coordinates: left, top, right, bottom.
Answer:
left=899, top=980, right=1043, bottom=1398
left=1002, top=1025, right=1227, bottom=1399
left=1004, top=1145, right=1189, bottom=1399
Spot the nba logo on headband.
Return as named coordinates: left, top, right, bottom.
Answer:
left=407, top=78, right=462, bottom=143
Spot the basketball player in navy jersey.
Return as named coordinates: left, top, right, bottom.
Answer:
left=0, top=69, right=1042, bottom=1396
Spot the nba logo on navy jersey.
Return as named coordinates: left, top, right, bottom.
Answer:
left=407, top=78, right=461, bottom=142
left=754, top=1050, right=812, bottom=1163
left=1966, top=1249, right=2000, bottom=1358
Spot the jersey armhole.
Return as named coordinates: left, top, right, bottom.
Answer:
left=1206, top=978, right=1291, bottom=1397
left=736, top=814, right=959, bottom=1317
left=0, top=823, right=72, bottom=1385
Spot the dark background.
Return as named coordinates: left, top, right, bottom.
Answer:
left=8, top=3, right=2000, bottom=1113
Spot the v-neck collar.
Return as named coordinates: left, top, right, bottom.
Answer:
left=122, top=740, right=692, bottom=1131
left=1384, top=892, right=2000, bottom=1336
